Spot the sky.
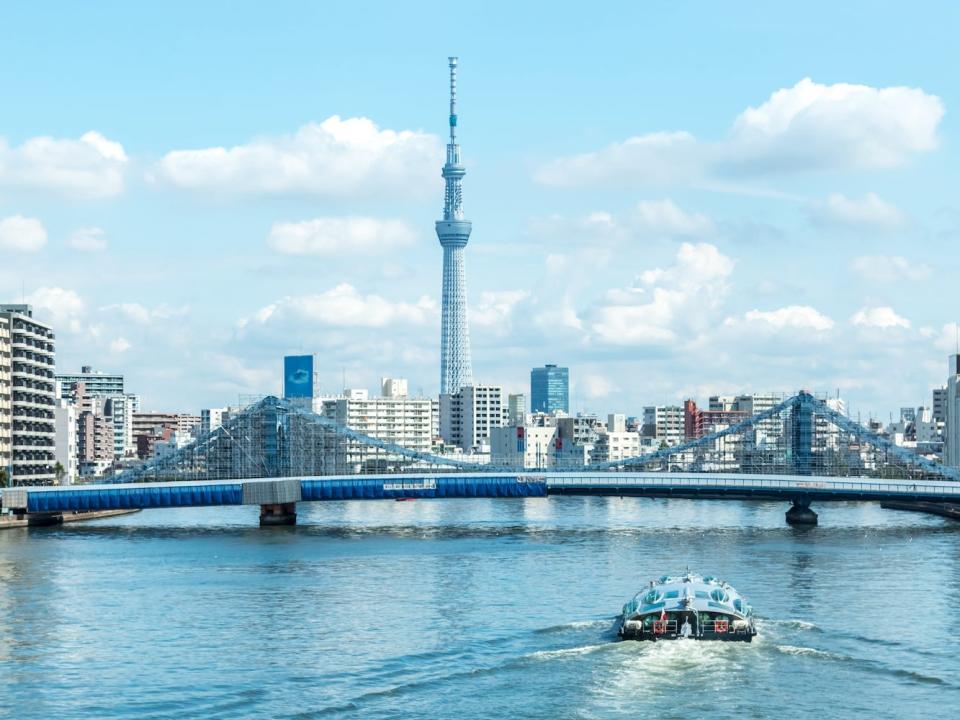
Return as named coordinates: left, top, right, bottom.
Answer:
left=1, top=1, right=958, bottom=420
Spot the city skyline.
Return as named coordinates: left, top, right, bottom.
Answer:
left=1, top=3, right=958, bottom=418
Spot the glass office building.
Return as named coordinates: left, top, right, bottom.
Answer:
left=530, top=364, right=569, bottom=414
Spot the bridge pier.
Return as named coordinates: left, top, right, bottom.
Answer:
left=22, top=512, right=64, bottom=527
left=786, top=500, right=818, bottom=526
left=259, top=502, right=297, bottom=526
left=243, top=479, right=302, bottom=527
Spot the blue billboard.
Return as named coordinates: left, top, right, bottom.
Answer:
left=283, top=355, right=314, bottom=399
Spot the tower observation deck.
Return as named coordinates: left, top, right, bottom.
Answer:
left=436, top=56, right=474, bottom=395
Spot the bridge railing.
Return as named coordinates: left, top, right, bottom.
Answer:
left=544, top=473, right=960, bottom=497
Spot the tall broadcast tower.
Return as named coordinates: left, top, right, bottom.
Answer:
left=436, top=56, right=474, bottom=395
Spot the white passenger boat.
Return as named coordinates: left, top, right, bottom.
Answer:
left=618, top=572, right=756, bottom=642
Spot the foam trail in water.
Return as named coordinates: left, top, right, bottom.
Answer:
left=589, top=638, right=757, bottom=713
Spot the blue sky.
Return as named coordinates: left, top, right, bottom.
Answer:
left=1, top=1, right=958, bottom=419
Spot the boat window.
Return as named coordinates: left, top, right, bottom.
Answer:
left=733, top=598, right=743, bottom=612
left=643, top=589, right=662, bottom=604
left=664, top=590, right=679, bottom=599
left=710, top=588, right=728, bottom=603
left=695, top=591, right=709, bottom=599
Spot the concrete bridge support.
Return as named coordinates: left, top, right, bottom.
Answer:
left=259, top=502, right=297, bottom=526
left=786, top=500, right=818, bottom=526
left=242, top=479, right=301, bottom=527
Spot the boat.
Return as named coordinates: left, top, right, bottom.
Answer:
left=617, top=572, right=756, bottom=642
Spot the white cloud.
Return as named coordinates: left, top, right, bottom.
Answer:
left=851, top=255, right=931, bottom=283
left=589, top=242, right=734, bottom=346
left=470, top=290, right=531, bottom=330
left=580, top=374, right=616, bottom=399
left=109, top=337, right=132, bottom=353
left=851, top=306, right=910, bottom=329
left=101, top=302, right=190, bottom=324
left=67, top=226, right=108, bottom=252
left=241, top=283, right=437, bottom=330
left=205, top=354, right=276, bottom=394
left=24, top=286, right=85, bottom=332
left=0, top=215, right=47, bottom=252
left=723, top=78, right=942, bottom=173
left=631, top=199, right=714, bottom=237
left=531, top=199, right=714, bottom=245
left=0, top=131, right=127, bottom=198
left=536, top=131, right=701, bottom=187
left=807, top=193, right=906, bottom=231
left=155, top=116, right=441, bottom=198
left=737, top=305, right=835, bottom=331
left=926, top=323, right=960, bottom=352
left=267, top=217, right=417, bottom=256
left=536, top=78, right=943, bottom=187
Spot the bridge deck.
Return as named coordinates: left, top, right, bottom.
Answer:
left=4, top=472, right=960, bottom=514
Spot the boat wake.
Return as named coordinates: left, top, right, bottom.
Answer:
left=533, top=617, right=618, bottom=636
left=527, top=643, right=611, bottom=660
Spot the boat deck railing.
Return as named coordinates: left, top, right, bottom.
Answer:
left=634, top=619, right=754, bottom=636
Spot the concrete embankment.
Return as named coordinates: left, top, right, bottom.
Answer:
left=0, top=508, right=141, bottom=530
left=880, top=501, right=960, bottom=521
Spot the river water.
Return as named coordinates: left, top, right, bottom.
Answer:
left=1, top=497, right=958, bottom=719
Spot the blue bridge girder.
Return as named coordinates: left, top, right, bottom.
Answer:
left=5, top=472, right=960, bottom=515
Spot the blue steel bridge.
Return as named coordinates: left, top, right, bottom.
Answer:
left=3, top=392, right=959, bottom=526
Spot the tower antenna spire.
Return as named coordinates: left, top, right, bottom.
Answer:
left=449, top=56, right=458, bottom=143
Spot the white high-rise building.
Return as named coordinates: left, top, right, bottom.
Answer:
left=105, top=394, right=136, bottom=457
left=57, top=367, right=137, bottom=458
left=735, top=393, right=786, bottom=445
left=53, top=398, right=77, bottom=484
left=943, top=355, right=960, bottom=468
left=0, top=315, right=10, bottom=479
left=381, top=377, right=409, bottom=399
left=56, top=365, right=123, bottom=398
left=1, top=304, right=56, bottom=485
left=490, top=424, right=556, bottom=469
left=201, top=407, right=231, bottom=435
left=591, top=414, right=641, bottom=464
left=507, top=393, right=527, bottom=426
left=319, top=390, right=433, bottom=472
left=439, top=384, right=506, bottom=451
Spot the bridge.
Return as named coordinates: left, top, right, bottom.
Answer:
left=3, top=391, right=959, bottom=527
left=4, top=472, right=960, bottom=527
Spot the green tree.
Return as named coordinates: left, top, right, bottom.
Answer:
left=0, top=467, right=8, bottom=488
left=54, top=462, right=66, bottom=485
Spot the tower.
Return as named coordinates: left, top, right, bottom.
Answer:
left=436, top=56, right=474, bottom=396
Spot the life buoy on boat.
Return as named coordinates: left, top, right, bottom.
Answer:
left=715, top=619, right=729, bottom=633
left=652, top=621, right=666, bottom=634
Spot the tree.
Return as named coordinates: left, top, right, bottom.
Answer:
left=0, top=467, right=8, bottom=488
left=54, top=462, right=66, bottom=485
